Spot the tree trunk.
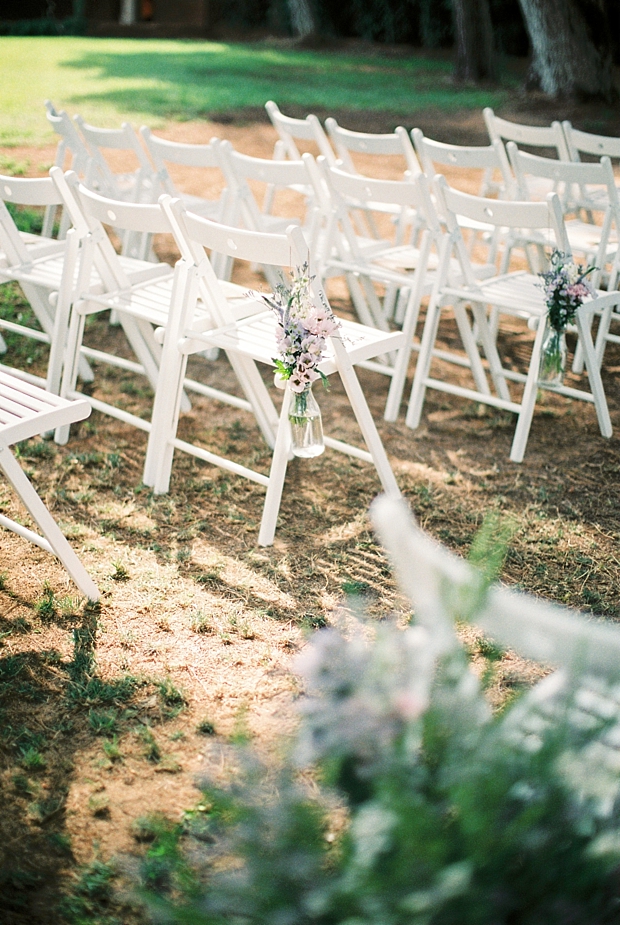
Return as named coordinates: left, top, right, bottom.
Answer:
left=288, top=0, right=315, bottom=37
left=453, top=0, right=496, bottom=82
left=518, top=0, right=617, bottom=100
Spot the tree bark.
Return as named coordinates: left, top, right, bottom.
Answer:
left=518, top=0, right=617, bottom=100
left=288, top=0, right=315, bottom=37
left=453, top=0, right=496, bottom=82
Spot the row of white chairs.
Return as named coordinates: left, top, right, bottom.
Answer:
left=1, top=103, right=619, bottom=584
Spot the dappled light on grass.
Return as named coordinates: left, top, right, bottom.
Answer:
left=0, top=37, right=509, bottom=145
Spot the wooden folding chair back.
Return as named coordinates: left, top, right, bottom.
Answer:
left=265, top=100, right=335, bottom=163
left=215, top=140, right=324, bottom=283
left=325, top=118, right=420, bottom=177
left=75, top=115, right=155, bottom=204
left=562, top=122, right=620, bottom=163
left=139, top=128, right=228, bottom=222
left=412, top=128, right=512, bottom=198
left=0, top=368, right=98, bottom=599
left=507, top=145, right=620, bottom=281
left=483, top=108, right=570, bottom=159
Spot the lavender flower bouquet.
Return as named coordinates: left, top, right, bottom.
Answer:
left=538, top=250, right=596, bottom=385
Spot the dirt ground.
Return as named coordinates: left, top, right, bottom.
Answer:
left=1, top=104, right=620, bottom=923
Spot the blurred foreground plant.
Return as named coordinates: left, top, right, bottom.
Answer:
left=147, top=504, right=620, bottom=925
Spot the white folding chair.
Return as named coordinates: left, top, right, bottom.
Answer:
left=318, top=162, right=498, bottom=395
left=326, top=118, right=421, bottom=178
left=74, top=115, right=155, bottom=204
left=50, top=177, right=179, bottom=445
left=265, top=100, right=336, bottom=163
left=75, top=115, right=158, bottom=260
left=44, top=100, right=94, bottom=239
left=316, top=165, right=443, bottom=419
left=215, top=140, right=325, bottom=285
left=484, top=108, right=570, bottom=160
left=413, top=127, right=515, bottom=266
left=412, top=128, right=513, bottom=199
left=143, top=200, right=403, bottom=546
left=507, top=145, right=620, bottom=284
left=139, top=128, right=228, bottom=221
left=483, top=108, right=571, bottom=204
left=561, top=121, right=620, bottom=212
left=373, top=493, right=620, bottom=792
left=0, top=368, right=98, bottom=600
left=325, top=117, right=422, bottom=244
left=563, top=122, right=620, bottom=167
left=373, top=493, right=620, bottom=674
left=406, top=180, right=614, bottom=462
left=51, top=175, right=273, bottom=452
left=0, top=172, right=96, bottom=390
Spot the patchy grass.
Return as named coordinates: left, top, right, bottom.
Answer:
left=1, top=126, right=620, bottom=924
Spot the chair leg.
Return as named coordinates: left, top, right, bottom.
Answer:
left=55, top=305, right=86, bottom=445
left=0, top=443, right=99, bottom=600
left=384, top=285, right=418, bottom=423
left=258, top=388, right=292, bottom=547
left=406, top=296, right=443, bottom=430
left=145, top=350, right=188, bottom=493
left=509, top=320, right=547, bottom=463
left=576, top=311, right=612, bottom=438
left=333, top=342, right=400, bottom=498
left=46, top=228, right=81, bottom=396
left=383, top=235, right=429, bottom=423
left=468, top=302, right=510, bottom=401
left=594, top=304, right=615, bottom=369
left=452, top=302, right=493, bottom=398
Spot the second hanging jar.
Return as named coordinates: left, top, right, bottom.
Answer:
left=288, top=385, right=325, bottom=458
left=538, top=320, right=568, bottom=388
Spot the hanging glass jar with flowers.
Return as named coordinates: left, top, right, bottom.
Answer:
left=263, top=264, right=340, bottom=458
left=538, top=250, right=596, bottom=387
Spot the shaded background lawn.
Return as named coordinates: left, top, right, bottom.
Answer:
left=0, top=36, right=512, bottom=145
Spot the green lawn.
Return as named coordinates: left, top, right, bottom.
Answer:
left=0, top=36, right=510, bottom=146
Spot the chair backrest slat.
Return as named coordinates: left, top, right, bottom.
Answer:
left=265, top=100, right=335, bottom=163
left=484, top=107, right=570, bottom=160
left=326, top=117, right=420, bottom=176
left=173, top=203, right=298, bottom=268
left=562, top=121, right=620, bottom=162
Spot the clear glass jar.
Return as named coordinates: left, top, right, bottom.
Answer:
left=538, top=320, right=567, bottom=388
left=288, top=385, right=325, bottom=458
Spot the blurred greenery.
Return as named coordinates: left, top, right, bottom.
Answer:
left=0, top=37, right=510, bottom=146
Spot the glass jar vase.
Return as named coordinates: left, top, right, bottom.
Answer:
left=538, top=321, right=567, bottom=388
left=288, top=385, right=325, bottom=458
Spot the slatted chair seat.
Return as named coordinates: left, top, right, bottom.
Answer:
left=0, top=369, right=98, bottom=599
left=188, top=306, right=406, bottom=374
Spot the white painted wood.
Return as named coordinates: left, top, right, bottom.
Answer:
left=0, top=369, right=98, bottom=599
left=145, top=197, right=402, bottom=545
left=406, top=178, right=614, bottom=462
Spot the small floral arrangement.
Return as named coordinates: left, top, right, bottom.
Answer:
left=262, top=263, right=340, bottom=394
left=540, top=250, right=596, bottom=332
